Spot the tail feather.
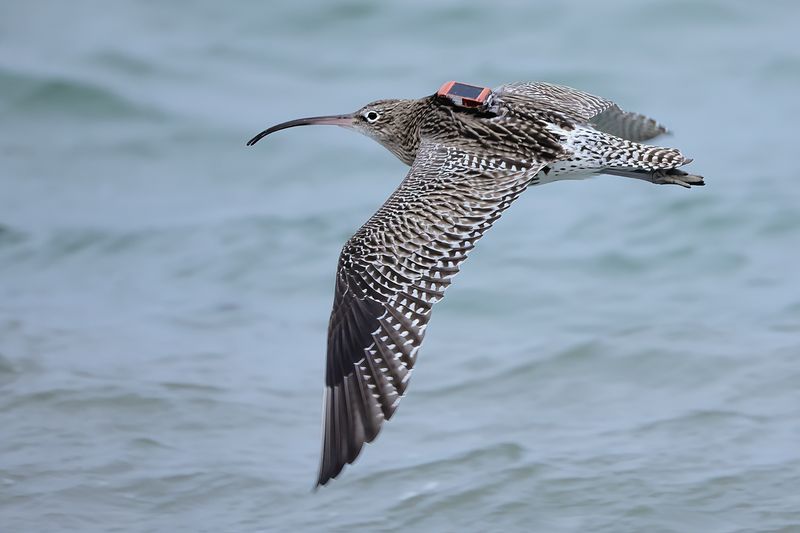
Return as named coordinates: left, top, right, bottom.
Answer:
left=605, top=143, right=689, bottom=171
left=552, top=126, right=704, bottom=188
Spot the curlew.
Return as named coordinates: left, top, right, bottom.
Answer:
left=247, top=81, right=704, bottom=487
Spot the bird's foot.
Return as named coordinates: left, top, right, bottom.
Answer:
left=650, top=168, right=705, bottom=188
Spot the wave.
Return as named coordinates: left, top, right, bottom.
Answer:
left=0, top=67, right=163, bottom=120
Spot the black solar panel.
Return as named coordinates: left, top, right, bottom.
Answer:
left=448, top=83, right=484, bottom=99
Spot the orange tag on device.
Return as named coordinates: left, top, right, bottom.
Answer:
left=437, top=81, right=492, bottom=108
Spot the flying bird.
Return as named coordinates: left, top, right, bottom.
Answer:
left=247, top=81, right=704, bottom=488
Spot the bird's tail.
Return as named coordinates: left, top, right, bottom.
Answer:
left=583, top=130, right=704, bottom=188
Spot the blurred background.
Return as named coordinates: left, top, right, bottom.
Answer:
left=1, top=1, right=799, bottom=531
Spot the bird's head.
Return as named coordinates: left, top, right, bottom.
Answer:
left=247, top=98, right=425, bottom=165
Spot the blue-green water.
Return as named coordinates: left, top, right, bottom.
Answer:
left=2, top=1, right=800, bottom=531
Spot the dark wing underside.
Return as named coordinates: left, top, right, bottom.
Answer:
left=495, top=81, right=668, bottom=142
left=318, top=141, right=545, bottom=487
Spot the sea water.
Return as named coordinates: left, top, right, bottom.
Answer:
left=1, top=1, right=799, bottom=531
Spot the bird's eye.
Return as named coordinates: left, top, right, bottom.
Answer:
left=365, top=111, right=380, bottom=122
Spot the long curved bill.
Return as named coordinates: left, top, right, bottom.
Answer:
left=246, top=114, right=354, bottom=146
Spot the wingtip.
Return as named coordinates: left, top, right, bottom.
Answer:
left=314, top=471, right=329, bottom=490
left=315, top=460, right=344, bottom=490
left=313, top=472, right=336, bottom=491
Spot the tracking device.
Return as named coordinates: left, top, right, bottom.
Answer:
left=436, top=81, right=492, bottom=108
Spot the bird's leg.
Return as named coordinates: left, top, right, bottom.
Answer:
left=604, top=168, right=705, bottom=188
left=648, top=168, right=705, bottom=188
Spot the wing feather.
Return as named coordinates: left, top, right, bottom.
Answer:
left=588, top=106, right=668, bottom=142
left=316, top=141, right=544, bottom=486
left=495, top=81, right=668, bottom=142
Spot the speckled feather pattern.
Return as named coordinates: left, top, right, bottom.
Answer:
left=320, top=141, right=542, bottom=484
left=312, top=82, right=703, bottom=486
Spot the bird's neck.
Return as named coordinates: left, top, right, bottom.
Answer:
left=383, top=97, right=434, bottom=166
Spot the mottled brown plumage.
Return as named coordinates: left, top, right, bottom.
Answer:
left=247, top=81, right=704, bottom=488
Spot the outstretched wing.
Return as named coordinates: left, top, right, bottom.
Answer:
left=318, top=141, right=545, bottom=487
left=495, top=81, right=668, bottom=142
